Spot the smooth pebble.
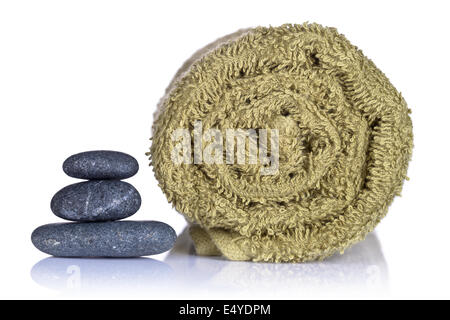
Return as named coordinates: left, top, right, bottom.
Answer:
left=31, top=221, right=177, bottom=257
left=63, top=150, right=139, bottom=180
left=51, top=180, right=141, bottom=222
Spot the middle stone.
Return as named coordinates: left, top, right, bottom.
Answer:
left=51, top=180, right=141, bottom=222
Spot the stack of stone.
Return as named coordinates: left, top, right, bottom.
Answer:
left=32, top=150, right=176, bottom=257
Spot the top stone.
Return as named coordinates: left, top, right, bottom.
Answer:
left=63, top=150, right=139, bottom=180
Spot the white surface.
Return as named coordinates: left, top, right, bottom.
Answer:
left=0, top=0, right=449, bottom=299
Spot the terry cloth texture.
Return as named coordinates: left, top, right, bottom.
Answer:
left=149, top=23, right=413, bottom=262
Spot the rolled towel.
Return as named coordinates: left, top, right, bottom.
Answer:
left=149, top=23, right=413, bottom=262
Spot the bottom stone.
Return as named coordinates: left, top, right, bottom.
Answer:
left=31, top=221, right=176, bottom=257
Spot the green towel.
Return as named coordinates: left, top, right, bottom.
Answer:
left=149, top=23, right=413, bottom=262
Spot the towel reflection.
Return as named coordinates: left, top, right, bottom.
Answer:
left=163, top=228, right=388, bottom=298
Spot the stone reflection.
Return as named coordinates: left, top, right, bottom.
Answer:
left=31, top=257, right=173, bottom=295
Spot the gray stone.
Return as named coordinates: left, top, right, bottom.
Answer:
left=31, top=221, right=177, bottom=257
left=63, top=150, right=139, bottom=180
left=51, top=180, right=141, bottom=222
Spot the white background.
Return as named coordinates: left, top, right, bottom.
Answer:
left=1, top=0, right=449, bottom=299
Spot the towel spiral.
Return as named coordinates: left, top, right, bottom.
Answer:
left=150, top=24, right=413, bottom=262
